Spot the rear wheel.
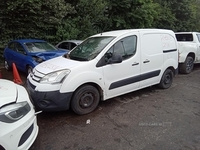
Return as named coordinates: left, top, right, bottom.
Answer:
left=179, top=56, right=194, bottom=74
left=158, top=69, right=173, bottom=89
left=71, top=85, right=100, bottom=115
left=4, top=60, right=11, bottom=71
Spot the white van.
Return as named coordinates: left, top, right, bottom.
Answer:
left=27, top=29, right=178, bottom=115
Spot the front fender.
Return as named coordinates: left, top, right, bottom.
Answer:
left=22, top=56, right=38, bottom=71
left=60, top=70, right=104, bottom=93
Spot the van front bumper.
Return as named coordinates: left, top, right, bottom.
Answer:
left=26, top=80, right=73, bottom=112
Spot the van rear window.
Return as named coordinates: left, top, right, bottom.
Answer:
left=175, top=34, right=193, bottom=41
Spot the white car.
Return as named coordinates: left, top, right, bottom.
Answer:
left=0, top=79, right=38, bottom=150
left=55, top=40, right=82, bottom=51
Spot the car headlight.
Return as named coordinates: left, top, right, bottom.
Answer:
left=0, top=102, right=31, bottom=123
left=32, top=56, right=44, bottom=63
left=40, top=69, right=70, bottom=84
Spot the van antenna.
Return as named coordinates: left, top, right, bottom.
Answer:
left=100, top=22, right=107, bottom=35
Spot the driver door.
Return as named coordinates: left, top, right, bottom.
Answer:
left=101, top=34, right=141, bottom=99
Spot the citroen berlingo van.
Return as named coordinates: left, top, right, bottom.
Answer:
left=27, top=29, right=178, bottom=115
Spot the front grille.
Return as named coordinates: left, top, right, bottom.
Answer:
left=18, top=124, right=34, bottom=147
left=30, top=69, right=45, bottom=82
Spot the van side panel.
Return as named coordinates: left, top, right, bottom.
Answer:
left=140, top=32, right=178, bottom=88
left=161, top=33, right=179, bottom=74
left=140, top=32, right=163, bottom=88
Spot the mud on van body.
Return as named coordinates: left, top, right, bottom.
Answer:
left=27, top=29, right=178, bottom=115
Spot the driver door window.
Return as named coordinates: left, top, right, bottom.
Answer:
left=16, top=43, right=25, bottom=54
left=105, top=35, right=137, bottom=61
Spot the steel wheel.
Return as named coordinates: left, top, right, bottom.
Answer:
left=179, top=56, right=194, bottom=74
left=158, top=69, right=173, bottom=89
left=71, top=85, right=100, bottom=115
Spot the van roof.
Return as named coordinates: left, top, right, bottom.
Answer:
left=92, top=29, right=173, bottom=37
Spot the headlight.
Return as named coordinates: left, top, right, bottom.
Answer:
left=32, top=56, right=44, bottom=63
left=40, top=69, right=70, bottom=84
left=0, top=102, right=31, bottom=123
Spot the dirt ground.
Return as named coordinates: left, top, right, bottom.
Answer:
left=1, top=64, right=200, bottom=150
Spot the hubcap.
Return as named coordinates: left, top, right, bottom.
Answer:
left=164, top=74, right=171, bottom=84
left=186, top=59, right=193, bottom=72
left=80, top=93, right=94, bottom=108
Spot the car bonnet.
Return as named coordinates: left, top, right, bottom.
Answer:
left=34, top=56, right=81, bottom=74
left=30, top=50, right=67, bottom=61
left=0, top=79, right=17, bottom=107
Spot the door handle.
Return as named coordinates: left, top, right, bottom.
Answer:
left=132, top=62, right=139, bottom=66
left=143, top=60, right=150, bottom=63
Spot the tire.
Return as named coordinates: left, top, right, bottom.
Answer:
left=71, top=85, right=100, bottom=115
left=4, top=60, right=11, bottom=71
left=179, top=56, right=194, bottom=74
left=158, top=69, right=173, bottom=89
left=27, top=66, right=33, bottom=75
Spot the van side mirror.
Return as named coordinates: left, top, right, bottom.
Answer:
left=107, top=53, right=122, bottom=64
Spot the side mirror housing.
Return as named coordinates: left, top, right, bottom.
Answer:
left=107, top=53, right=122, bottom=64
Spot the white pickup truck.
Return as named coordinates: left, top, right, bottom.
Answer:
left=175, top=32, right=200, bottom=74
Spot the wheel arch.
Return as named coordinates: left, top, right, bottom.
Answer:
left=25, top=64, right=34, bottom=74
left=70, top=82, right=103, bottom=115
left=166, top=66, right=176, bottom=76
left=71, top=82, right=104, bottom=102
left=187, top=52, right=195, bottom=61
left=26, top=64, right=33, bottom=69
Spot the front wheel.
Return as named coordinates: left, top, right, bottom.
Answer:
left=158, top=69, right=173, bottom=89
left=71, top=85, right=100, bottom=115
left=179, top=56, right=194, bottom=74
left=4, top=60, right=11, bottom=71
left=26, top=66, right=33, bottom=75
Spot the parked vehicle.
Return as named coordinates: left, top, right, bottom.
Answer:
left=55, top=40, right=82, bottom=51
left=175, top=32, right=200, bottom=74
left=3, top=39, right=68, bottom=75
left=0, top=79, right=38, bottom=150
left=27, top=29, right=178, bottom=115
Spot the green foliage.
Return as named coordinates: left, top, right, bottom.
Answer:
left=153, top=0, right=200, bottom=31
left=69, top=0, right=109, bottom=39
left=0, top=0, right=200, bottom=62
left=106, top=0, right=157, bottom=30
left=0, top=0, right=73, bottom=46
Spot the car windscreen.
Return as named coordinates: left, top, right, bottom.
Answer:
left=69, top=36, right=115, bottom=61
left=175, top=34, right=193, bottom=41
left=25, top=42, right=57, bottom=52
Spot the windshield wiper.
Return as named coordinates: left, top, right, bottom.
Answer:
left=69, top=55, right=88, bottom=61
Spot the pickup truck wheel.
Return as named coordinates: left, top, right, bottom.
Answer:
left=158, top=69, right=173, bottom=89
left=179, top=56, right=194, bottom=74
left=71, top=85, right=100, bottom=115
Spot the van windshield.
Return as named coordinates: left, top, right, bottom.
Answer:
left=69, top=36, right=115, bottom=61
